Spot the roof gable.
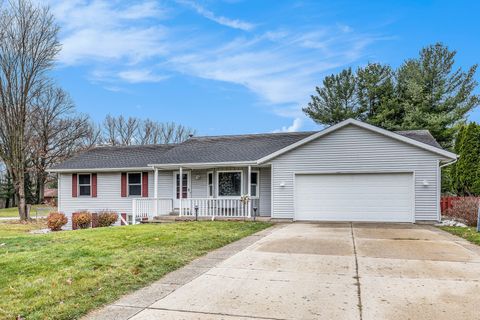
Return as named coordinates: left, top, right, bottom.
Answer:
left=257, top=119, right=456, bottom=164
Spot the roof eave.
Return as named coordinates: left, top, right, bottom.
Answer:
left=48, top=167, right=153, bottom=173
left=149, top=161, right=259, bottom=169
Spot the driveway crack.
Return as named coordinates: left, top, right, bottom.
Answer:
left=350, top=222, right=363, bottom=320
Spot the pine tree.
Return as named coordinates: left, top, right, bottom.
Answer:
left=356, top=63, right=401, bottom=129
left=303, top=68, right=360, bottom=126
left=453, top=123, right=480, bottom=195
left=396, top=43, right=478, bottom=149
left=303, top=43, right=479, bottom=148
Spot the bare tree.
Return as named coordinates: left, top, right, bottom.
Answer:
left=103, top=114, right=119, bottom=146
left=0, top=0, right=60, bottom=220
left=29, top=84, right=94, bottom=203
left=103, top=115, right=195, bottom=145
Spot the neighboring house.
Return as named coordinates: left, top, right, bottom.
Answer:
left=43, top=188, right=58, bottom=205
left=49, top=119, right=457, bottom=229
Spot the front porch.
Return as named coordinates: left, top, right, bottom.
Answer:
left=132, top=163, right=271, bottom=223
left=133, top=197, right=261, bottom=222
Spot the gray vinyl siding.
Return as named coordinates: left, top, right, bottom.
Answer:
left=158, top=170, right=173, bottom=198
left=58, top=167, right=273, bottom=228
left=259, top=167, right=271, bottom=216
left=58, top=171, right=154, bottom=229
left=271, top=124, right=447, bottom=221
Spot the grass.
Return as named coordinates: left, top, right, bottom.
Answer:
left=440, top=226, right=480, bottom=246
left=0, top=205, right=55, bottom=218
left=0, top=220, right=271, bottom=320
left=0, top=219, right=48, bottom=237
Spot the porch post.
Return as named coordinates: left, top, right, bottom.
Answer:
left=154, top=168, right=158, bottom=216
left=179, top=166, right=183, bottom=217
left=247, top=165, right=251, bottom=218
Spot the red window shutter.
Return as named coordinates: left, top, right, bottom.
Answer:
left=121, top=173, right=127, bottom=197
left=92, top=173, right=97, bottom=197
left=72, top=174, right=78, bottom=198
left=142, top=172, right=149, bottom=197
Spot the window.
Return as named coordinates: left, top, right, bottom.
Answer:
left=128, top=173, right=142, bottom=196
left=217, top=171, right=242, bottom=197
left=207, top=172, right=214, bottom=197
left=78, top=174, right=91, bottom=196
left=250, top=171, right=259, bottom=197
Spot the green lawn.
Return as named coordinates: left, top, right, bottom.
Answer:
left=0, top=221, right=271, bottom=319
left=0, top=205, right=55, bottom=218
left=440, top=226, right=480, bottom=245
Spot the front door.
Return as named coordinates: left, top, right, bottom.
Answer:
left=173, top=171, right=191, bottom=208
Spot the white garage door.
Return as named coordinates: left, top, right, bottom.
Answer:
left=295, top=173, right=414, bottom=222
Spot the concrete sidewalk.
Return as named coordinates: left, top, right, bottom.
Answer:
left=85, top=222, right=480, bottom=320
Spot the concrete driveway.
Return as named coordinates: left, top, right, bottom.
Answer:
left=88, top=223, right=480, bottom=320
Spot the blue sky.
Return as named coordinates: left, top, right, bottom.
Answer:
left=48, top=0, right=480, bottom=135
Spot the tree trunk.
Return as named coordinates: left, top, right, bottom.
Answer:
left=14, top=169, right=28, bottom=220
left=37, top=173, right=45, bottom=204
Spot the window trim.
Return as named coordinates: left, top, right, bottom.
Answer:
left=207, top=171, right=214, bottom=198
left=250, top=170, right=260, bottom=199
left=78, top=173, right=92, bottom=197
left=127, top=172, right=143, bottom=197
left=216, top=170, right=243, bottom=198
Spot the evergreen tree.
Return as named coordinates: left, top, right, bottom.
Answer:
left=356, top=63, right=401, bottom=129
left=303, top=68, right=360, bottom=126
left=0, top=175, right=15, bottom=208
left=303, top=43, right=479, bottom=148
left=397, top=43, right=478, bottom=149
left=452, top=123, right=480, bottom=195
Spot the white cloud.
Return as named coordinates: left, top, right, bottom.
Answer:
left=117, top=70, right=169, bottom=83
left=47, top=0, right=168, bottom=65
left=43, top=1, right=381, bottom=131
left=177, top=0, right=255, bottom=31
left=167, top=28, right=374, bottom=106
left=274, top=118, right=303, bottom=133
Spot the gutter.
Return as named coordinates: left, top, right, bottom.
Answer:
left=439, top=158, right=458, bottom=168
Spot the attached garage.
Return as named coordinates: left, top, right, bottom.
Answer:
left=294, top=173, right=414, bottom=222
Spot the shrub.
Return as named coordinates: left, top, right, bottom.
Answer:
left=97, top=211, right=118, bottom=227
left=73, top=211, right=92, bottom=229
left=445, top=197, right=479, bottom=226
left=47, top=212, right=68, bottom=231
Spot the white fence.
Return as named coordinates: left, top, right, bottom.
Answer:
left=132, top=198, right=260, bottom=222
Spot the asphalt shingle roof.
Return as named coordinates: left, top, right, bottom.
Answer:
left=51, top=144, right=176, bottom=170
left=394, top=130, right=442, bottom=149
left=152, top=131, right=316, bottom=164
left=50, top=128, right=443, bottom=170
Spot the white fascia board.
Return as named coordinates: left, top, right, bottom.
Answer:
left=149, top=161, right=258, bottom=169
left=48, top=167, right=152, bottom=173
left=257, top=118, right=457, bottom=164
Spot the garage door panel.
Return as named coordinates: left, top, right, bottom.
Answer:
left=295, top=173, right=413, bottom=222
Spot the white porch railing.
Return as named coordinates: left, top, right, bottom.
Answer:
left=132, top=198, right=173, bottom=222
left=180, top=198, right=260, bottom=218
left=132, top=198, right=260, bottom=222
